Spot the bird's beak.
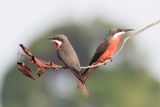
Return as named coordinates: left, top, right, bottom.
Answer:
left=123, top=29, right=134, bottom=32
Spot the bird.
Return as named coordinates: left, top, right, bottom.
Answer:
left=17, top=62, right=36, bottom=80
left=48, top=34, right=89, bottom=96
left=82, top=28, right=133, bottom=81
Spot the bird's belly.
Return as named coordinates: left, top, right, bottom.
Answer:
left=97, top=37, right=121, bottom=62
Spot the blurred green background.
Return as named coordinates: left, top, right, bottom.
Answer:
left=2, top=20, right=160, bottom=107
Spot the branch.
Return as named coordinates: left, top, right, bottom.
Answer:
left=81, top=61, right=110, bottom=69
left=17, top=44, right=89, bottom=96
left=17, top=20, right=160, bottom=96
left=81, top=19, right=160, bottom=70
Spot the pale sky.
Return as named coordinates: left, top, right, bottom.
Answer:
left=0, top=0, right=160, bottom=106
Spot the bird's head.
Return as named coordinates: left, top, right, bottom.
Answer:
left=48, top=34, right=67, bottom=48
left=109, top=28, right=134, bottom=38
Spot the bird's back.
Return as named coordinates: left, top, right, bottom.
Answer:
left=57, top=39, right=81, bottom=72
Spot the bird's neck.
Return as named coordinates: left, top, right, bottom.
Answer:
left=112, top=31, right=125, bottom=39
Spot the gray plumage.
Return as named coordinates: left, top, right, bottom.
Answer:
left=57, top=35, right=81, bottom=72
left=50, top=34, right=83, bottom=82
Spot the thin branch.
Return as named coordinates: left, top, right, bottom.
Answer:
left=132, top=20, right=160, bottom=37
left=81, top=19, right=160, bottom=69
left=17, top=20, right=160, bottom=96
left=81, top=61, right=109, bottom=69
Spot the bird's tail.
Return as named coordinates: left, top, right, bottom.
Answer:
left=82, top=67, right=96, bottom=82
left=82, top=61, right=100, bottom=81
left=76, top=78, right=89, bottom=96
left=71, top=70, right=89, bottom=96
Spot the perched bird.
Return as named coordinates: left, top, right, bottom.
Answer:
left=48, top=34, right=89, bottom=96
left=83, top=28, right=133, bottom=80
left=17, top=62, right=35, bottom=80
left=48, top=34, right=83, bottom=81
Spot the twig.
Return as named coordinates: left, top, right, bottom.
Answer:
left=81, top=19, right=160, bottom=69
left=81, top=61, right=109, bottom=69
left=17, top=20, right=160, bottom=96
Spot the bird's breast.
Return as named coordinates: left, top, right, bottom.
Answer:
left=97, top=35, right=122, bottom=62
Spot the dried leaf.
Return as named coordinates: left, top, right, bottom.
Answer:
left=17, top=62, right=36, bottom=80
left=36, top=68, right=45, bottom=77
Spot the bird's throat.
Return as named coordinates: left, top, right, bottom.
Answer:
left=113, top=31, right=125, bottom=39
left=52, top=40, right=62, bottom=48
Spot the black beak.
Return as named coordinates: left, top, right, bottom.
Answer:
left=122, top=29, right=134, bottom=32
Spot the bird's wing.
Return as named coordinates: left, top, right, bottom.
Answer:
left=89, top=40, right=109, bottom=64
left=57, top=50, right=84, bottom=82
left=57, top=49, right=81, bottom=72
